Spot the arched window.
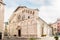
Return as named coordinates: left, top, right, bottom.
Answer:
left=30, top=11, right=32, bottom=14
left=22, top=10, right=25, bottom=13
left=17, top=15, right=21, bottom=22
left=33, top=11, right=34, bottom=15
left=22, top=15, right=25, bottom=20
left=18, top=15, right=21, bottom=20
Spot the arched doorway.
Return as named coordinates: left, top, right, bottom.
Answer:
left=17, top=26, right=21, bottom=37
left=18, top=29, right=21, bottom=37
left=0, top=32, right=2, bottom=39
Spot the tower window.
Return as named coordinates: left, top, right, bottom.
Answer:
left=28, top=16, right=30, bottom=19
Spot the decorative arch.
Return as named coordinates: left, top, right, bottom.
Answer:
left=16, top=26, right=21, bottom=30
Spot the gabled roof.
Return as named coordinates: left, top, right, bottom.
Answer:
left=14, top=6, right=27, bottom=12
left=37, top=17, right=48, bottom=24
left=14, top=6, right=39, bottom=12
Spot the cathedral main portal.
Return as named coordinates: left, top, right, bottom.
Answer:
left=18, top=30, right=21, bottom=37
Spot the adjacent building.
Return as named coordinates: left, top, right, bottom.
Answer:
left=57, top=19, right=60, bottom=35
left=49, top=19, right=60, bottom=35
left=0, top=0, right=5, bottom=39
left=49, top=22, right=57, bottom=35
left=7, top=6, right=52, bottom=38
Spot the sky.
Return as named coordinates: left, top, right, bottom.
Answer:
left=4, top=0, right=60, bottom=24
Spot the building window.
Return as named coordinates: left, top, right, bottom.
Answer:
left=22, top=15, right=25, bottom=20
left=27, top=10, right=29, bottom=13
left=17, top=15, right=21, bottom=22
left=30, top=11, right=32, bottom=14
left=54, top=28, right=56, bottom=31
left=18, top=15, right=21, bottom=19
left=58, top=30, right=59, bottom=31
left=26, top=10, right=28, bottom=13
left=33, top=11, right=34, bottom=15
left=58, top=26, right=60, bottom=28
left=22, top=10, right=25, bottom=13
left=28, top=16, right=30, bottom=19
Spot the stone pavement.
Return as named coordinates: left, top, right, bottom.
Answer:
left=2, top=36, right=56, bottom=40
left=39, top=37, right=55, bottom=40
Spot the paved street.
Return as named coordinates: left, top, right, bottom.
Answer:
left=2, top=36, right=60, bottom=40
left=3, top=36, right=56, bottom=40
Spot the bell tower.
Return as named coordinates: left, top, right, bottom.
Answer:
left=0, top=0, right=5, bottom=39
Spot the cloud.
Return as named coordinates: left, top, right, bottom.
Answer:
left=4, top=6, right=16, bottom=22
left=39, top=0, right=60, bottom=23
left=4, top=0, right=19, bottom=7
left=27, top=0, right=52, bottom=6
left=28, top=0, right=45, bottom=5
left=39, top=6, right=57, bottom=23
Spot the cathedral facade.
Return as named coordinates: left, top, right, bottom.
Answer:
left=7, top=6, right=52, bottom=38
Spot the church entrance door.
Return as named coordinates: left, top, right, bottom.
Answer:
left=18, top=30, right=21, bottom=37
left=0, top=32, right=2, bottom=39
